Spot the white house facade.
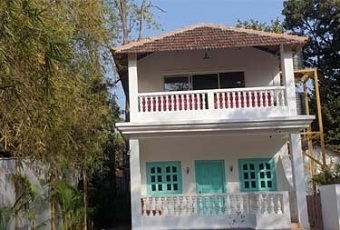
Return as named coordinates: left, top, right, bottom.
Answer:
left=113, top=24, right=314, bottom=230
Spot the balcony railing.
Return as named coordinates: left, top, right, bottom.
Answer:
left=136, top=86, right=287, bottom=122
left=140, top=192, right=291, bottom=229
left=141, top=191, right=289, bottom=217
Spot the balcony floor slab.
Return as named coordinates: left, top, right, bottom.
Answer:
left=116, top=116, right=314, bottom=138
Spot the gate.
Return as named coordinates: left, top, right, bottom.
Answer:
left=307, top=194, right=323, bottom=230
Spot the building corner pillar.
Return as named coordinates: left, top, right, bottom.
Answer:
left=129, top=138, right=142, bottom=229
left=280, top=44, right=297, bottom=116
left=289, top=132, right=310, bottom=229
left=128, top=53, right=138, bottom=121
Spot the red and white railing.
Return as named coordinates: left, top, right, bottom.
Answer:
left=138, top=86, right=286, bottom=113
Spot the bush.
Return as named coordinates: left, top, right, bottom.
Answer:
left=312, top=164, right=340, bottom=185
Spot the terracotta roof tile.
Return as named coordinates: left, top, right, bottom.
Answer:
left=112, top=23, right=308, bottom=53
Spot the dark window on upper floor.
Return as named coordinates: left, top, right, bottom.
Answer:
left=164, top=75, right=190, bottom=92
left=220, top=72, right=245, bottom=88
left=192, top=74, right=218, bottom=90
left=164, top=72, right=245, bottom=92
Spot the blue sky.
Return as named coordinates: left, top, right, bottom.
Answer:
left=114, top=0, right=286, bottom=109
left=150, top=0, right=285, bottom=36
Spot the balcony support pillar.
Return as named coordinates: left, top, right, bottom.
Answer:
left=130, top=138, right=142, bottom=230
left=289, top=132, right=309, bottom=229
left=128, top=53, right=138, bottom=121
left=280, top=45, right=297, bottom=116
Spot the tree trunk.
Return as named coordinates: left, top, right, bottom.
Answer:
left=116, top=0, right=129, bottom=45
left=14, top=162, right=21, bottom=229
left=137, top=0, right=147, bottom=41
left=50, top=170, right=56, bottom=230
left=83, top=170, right=88, bottom=230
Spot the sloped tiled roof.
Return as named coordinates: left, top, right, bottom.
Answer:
left=112, top=23, right=308, bottom=53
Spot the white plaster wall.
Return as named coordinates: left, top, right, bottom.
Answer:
left=0, top=159, right=51, bottom=229
left=320, top=184, right=340, bottom=230
left=137, top=47, right=280, bottom=93
left=139, top=133, right=289, bottom=196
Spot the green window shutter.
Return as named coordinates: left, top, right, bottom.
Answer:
left=146, top=161, right=182, bottom=195
left=238, top=158, right=276, bottom=192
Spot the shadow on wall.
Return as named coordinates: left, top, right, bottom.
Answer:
left=0, top=158, right=51, bottom=229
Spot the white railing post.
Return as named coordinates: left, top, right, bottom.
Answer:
left=231, top=91, right=236, bottom=108
left=247, top=91, right=252, bottom=108
left=269, top=90, right=274, bottom=107
left=275, top=194, right=282, bottom=214
left=185, top=196, right=190, bottom=215
left=141, top=197, right=146, bottom=216
left=139, top=96, right=143, bottom=112
left=201, top=94, right=206, bottom=110
left=237, top=92, right=242, bottom=108
left=192, top=196, right=197, bottom=215
left=241, top=194, right=248, bottom=213
left=264, top=90, right=269, bottom=107
left=207, top=91, right=215, bottom=110
left=160, top=196, right=166, bottom=215
left=154, top=96, right=158, bottom=112
left=269, top=194, right=275, bottom=214
left=278, top=193, right=283, bottom=214
left=166, top=197, right=171, bottom=215
left=259, top=91, right=264, bottom=107
left=253, top=91, right=258, bottom=108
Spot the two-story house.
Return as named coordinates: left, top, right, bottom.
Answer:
left=112, top=24, right=314, bottom=230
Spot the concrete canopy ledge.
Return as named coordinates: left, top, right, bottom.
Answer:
left=116, top=115, right=314, bottom=138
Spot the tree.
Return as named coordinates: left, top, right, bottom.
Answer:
left=236, top=18, right=284, bottom=33
left=0, top=0, right=160, bottom=229
left=0, top=0, right=117, bottom=229
left=109, top=0, right=163, bottom=45
left=237, top=1, right=340, bottom=150
left=283, top=0, right=340, bottom=149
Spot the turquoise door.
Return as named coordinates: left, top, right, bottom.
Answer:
left=195, top=160, right=226, bottom=214
left=195, top=160, right=226, bottom=194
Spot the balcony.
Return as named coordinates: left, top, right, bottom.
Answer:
left=136, top=86, right=288, bottom=122
left=141, top=191, right=291, bottom=229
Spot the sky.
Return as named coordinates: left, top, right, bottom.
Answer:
left=114, top=0, right=286, bottom=110
left=150, top=0, right=285, bottom=36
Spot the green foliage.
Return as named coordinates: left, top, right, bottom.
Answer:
left=56, top=180, right=85, bottom=230
left=12, top=173, right=38, bottom=223
left=313, top=164, right=340, bottom=185
left=236, top=18, right=284, bottom=33
left=237, top=1, right=340, bottom=149
left=0, top=206, right=12, bottom=230
left=283, top=0, right=340, bottom=149
left=0, top=0, right=159, bottom=228
left=0, top=0, right=116, bottom=228
left=0, top=170, right=41, bottom=229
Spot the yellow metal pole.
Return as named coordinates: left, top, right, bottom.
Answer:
left=304, top=79, right=317, bottom=191
left=313, top=69, right=327, bottom=169
left=309, top=142, right=317, bottom=192
left=303, top=79, right=310, bottom=116
left=303, top=151, right=323, bottom=166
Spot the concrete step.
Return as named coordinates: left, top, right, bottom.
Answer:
left=291, top=222, right=300, bottom=230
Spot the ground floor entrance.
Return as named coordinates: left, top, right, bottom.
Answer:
left=195, top=160, right=226, bottom=194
